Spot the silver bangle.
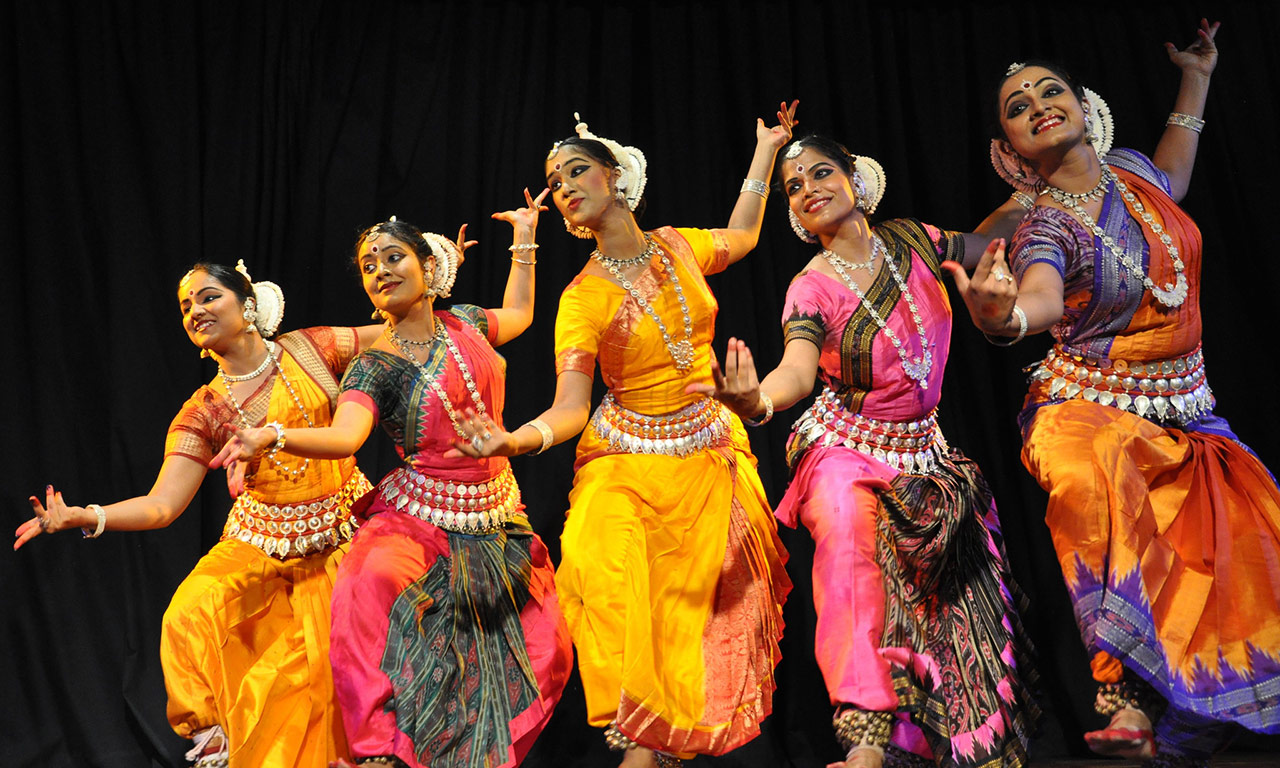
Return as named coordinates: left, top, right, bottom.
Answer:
left=1166, top=112, right=1205, bottom=134
left=984, top=305, right=1027, bottom=346
left=265, top=421, right=286, bottom=454
left=740, top=178, right=769, bottom=199
left=525, top=418, right=554, bottom=455
left=743, top=391, right=774, bottom=426
left=1010, top=191, right=1035, bottom=210
left=509, top=243, right=539, bottom=252
left=82, top=503, right=106, bottom=539
left=511, top=255, right=536, bottom=265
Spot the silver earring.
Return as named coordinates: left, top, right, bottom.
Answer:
left=243, top=302, right=258, bottom=334
left=564, top=218, right=593, bottom=239
left=788, top=207, right=818, bottom=243
left=371, top=307, right=386, bottom=321
left=200, top=348, right=212, bottom=359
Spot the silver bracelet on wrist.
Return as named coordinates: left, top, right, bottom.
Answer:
left=265, top=421, right=286, bottom=455
left=984, top=305, right=1027, bottom=346
left=740, top=178, right=769, bottom=199
left=1166, top=112, right=1205, bottom=134
left=511, top=255, right=536, bottom=265
left=743, top=391, right=774, bottom=427
left=525, top=418, right=554, bottom=455
left=82, top=503, right=106, bottom=539
left=509, top=243, right=539, bottom=252
left=1010, top=191, right=1035, bottom=210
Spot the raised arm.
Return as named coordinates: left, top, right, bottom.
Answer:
left=488, top=188, right=549, bottom=345
left=688, top=337, right=821, bottom=423
left=1152, top=18, right=1219, bottom=202
left=719, top=101, right=799, bottom=266
left=209, top=398, right=376, bottom=468
left=16, top=453, right=208, bottom=550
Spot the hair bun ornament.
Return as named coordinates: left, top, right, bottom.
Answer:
left=234, top=259, right=286, bottom=336
left=989, top=139, right=1043, bottom=193
left=853, top=156, right=887, bottom=214
left=1081, top=86, right=1114, bottom=158
left=419, top=232, right=460, bottom=298
left=572, top=112, right=648, bottom=212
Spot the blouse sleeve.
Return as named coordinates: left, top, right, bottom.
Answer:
left=673, top=227, right=732, bottom=276
left=1107, top=148, right=1173, bottom=197
left=338, top=353, right=396, bottom=422
left=295, top=326, right=361, bottom=380
left=553, top=279, right=601, bottom=378
left=781, top=272, right=829, bottom=351
left=164, top=390, right=219, bottom=463
left=448, top=303, right=499, bottom=345
left=1009, top=206, right=1091, bottom=280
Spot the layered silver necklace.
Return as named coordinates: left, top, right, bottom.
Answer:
left=592, top=234, right=696, bottom=372
left=821, top=234, right=933, bottom=388
left=217, top=340, right=317, bottom=478
left=1047, top=164, right=1188, bottom=308
left=386, top=322, right=489, bottom=440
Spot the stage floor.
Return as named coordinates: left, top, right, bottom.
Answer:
left=1037, top=756, right=1278, bottom=767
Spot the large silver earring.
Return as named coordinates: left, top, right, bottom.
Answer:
left=371, top=307, right=387, bottom=321
left=564, top=218, right=593, bottom=239
left=242, top=299, right=259, bottom=334
left=788, top=207, right=818, bottom=243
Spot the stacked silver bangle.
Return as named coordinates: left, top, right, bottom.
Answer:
left=1166, top=112, right=1205, bottom=134
left=740, top=178, right=769, bottom=199
left=509, top=242, right=538, bottom=265
left=743, top=391, right=774, bottom=427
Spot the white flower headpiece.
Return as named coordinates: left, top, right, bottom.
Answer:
left=234, top=259, right=285, bottom=336
left=419, top=231, right=460, bottom=298
left=568, top=112, right=648, bottom=212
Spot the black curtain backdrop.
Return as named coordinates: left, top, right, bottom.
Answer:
left=4, top=1, right=1279, bottom=765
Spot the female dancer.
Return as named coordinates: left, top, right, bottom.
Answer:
left=212, top=191, right=573, bottom=768
left=17, top=260, right=381, bottom=767
left=948, top=19, right=1280, bottom=765
left=447, top=107, right=797, bottom=767
left=697, top=135, right=1038, bottom=768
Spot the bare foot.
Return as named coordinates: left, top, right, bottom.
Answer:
left=1084, top=705, right=1155, bottom=759
left=619, top=747, right=658, bottom=768
left=827, top=746, right=884, bottom=768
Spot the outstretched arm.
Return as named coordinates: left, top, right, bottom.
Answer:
left=687, top=337, right=821, bottom=422
left=15, top=453, right=208, bottom=549
left=942, top=239, right=1064, bottom=340
left=446, top=369, right=593, bottom=458
left=1153, top=18, right=1219, bottom=202
left=719, top=101, right=799, bottom=266
left=209, top=399, right=376, bottom=469
left=488, top=188, right=550, bottom=345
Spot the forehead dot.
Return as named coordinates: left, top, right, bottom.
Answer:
left=371, top=244, right=378, bottom=253
left=1021, top=80, right=1032, bottom=89
left=555, top=162, right=562, bottom=171
left=795, top=164, right=804, bottom=173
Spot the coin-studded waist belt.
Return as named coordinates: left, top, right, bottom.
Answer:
left=224, top=469, right=370, bottom=559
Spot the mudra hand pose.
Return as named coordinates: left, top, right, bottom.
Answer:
left=699, top=134, right=1038, bottom=768
left=18, top=261, right=382, bottom=767
left=448, top=105, right=798, bottom=768
left=213, top=192, right=573, bottom=768
left=948, top=19, right=1280, bottom=766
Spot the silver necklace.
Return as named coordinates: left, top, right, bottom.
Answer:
left=821, top=234, right=933, bottom=388
left=591, top=233, right=659, bottom=269
left=1047, top=170, right=1108, bottom=203
left=820, top=240, right=877, bottom=273
left=219, top=345, right=275, bottom=382
left=386, top=322, right=489, bottom=440
left=592, top=234, right=696, bottom=372
left=1047, top=164, right=1187, bottom=308
left=217, top=341, right=316, bottom=478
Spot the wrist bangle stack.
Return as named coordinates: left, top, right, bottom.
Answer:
left=740, top=178, right=769, bottom=199
left=984, top=305, right=1028, bottom=347
left=510, top=243, right=538, bottom=265
left=1166, top=112, right=1205, bottom=134
left=82, top=503, right=106, bottom=539
left=525, top=418, right=554, bottom=455
left=743, top=391, right=774, bottom=427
